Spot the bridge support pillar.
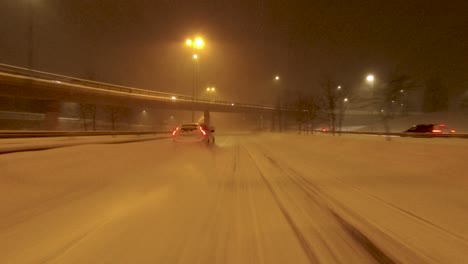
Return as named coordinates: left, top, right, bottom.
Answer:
left=203, top=110, right=210, bottom=126
left=44, top=100, right=60, bottom=130
left=258, top=114, right=265, bottom=130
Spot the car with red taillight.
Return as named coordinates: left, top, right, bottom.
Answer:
left=403, top=124, right=456, bottom=136
left=172, top=123, right=215, bottom=145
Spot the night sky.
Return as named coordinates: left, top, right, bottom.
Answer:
left=1, top=0, right=467, bottom=104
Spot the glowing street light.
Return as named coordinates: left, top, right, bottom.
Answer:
left=186, top=37, right=204, bottom=49
left=195, top=38, right=204, bottom=48
left=366, top=74, right=375, bottom=83
left=171, top=96, right=177, bottom=101
left=344, top=97, right=348, bottom=102
left=275, top=75, right=280, bottom=81
left=193, top=54, right=198, bottom=60
left=337, top=85, right=342, bottom=90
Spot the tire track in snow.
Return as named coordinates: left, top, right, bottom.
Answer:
left=256, top=141, right=450, bottom=263
left=243, top=145, right=320, bottom=264
left=250, top=141, right=401, bottom=264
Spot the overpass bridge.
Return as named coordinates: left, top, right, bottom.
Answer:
left=0, top=64, right=279, bottom=129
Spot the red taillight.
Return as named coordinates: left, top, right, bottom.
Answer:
left=172, top=127, right=179, bottom=136
left=199, top=127, right=207, bottom=136
left=432, top=129, right=442, bottom=133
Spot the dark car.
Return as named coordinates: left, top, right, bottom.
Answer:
left=404, top=124, right=456, bottom=135
left=172, top=123, right=215, bottom=145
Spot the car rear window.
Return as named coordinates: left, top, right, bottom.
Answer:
left=415, top=125, right=433, bottom=132
left=180, top=124, right=198, bottom=131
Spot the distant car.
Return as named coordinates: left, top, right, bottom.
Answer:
left=172, top=123, right=215, bottom=145
left=404, top=124, right=456, bottom=135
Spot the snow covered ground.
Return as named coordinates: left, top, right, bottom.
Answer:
left=1, top=133, right=468, bottom=263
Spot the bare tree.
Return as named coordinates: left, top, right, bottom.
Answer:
left=319, top=76, right=340, bottom=135
left=292, top=92, right=319, bottom=134
left=79, top=103, right=97, bottom=131
left=105, top=105, right=130, bottom=131
left=374, top=72, right=418, bottom=140
left=336, top=90, right=351, bottom=135
left=423, top=76, right=448, bottom=113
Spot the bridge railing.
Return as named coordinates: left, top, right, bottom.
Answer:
left=0, top=63, right=277, bottom=110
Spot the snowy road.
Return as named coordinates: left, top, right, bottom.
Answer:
left=1, top=133, right=468, bottom=263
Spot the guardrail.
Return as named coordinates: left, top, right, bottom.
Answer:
left=0, top=130, right=170, bottom=139
left=0, top=63, right=277, bottom=110
left=316, top=130, right=468, bottom=138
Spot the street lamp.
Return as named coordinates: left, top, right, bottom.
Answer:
left=206, top=86, right=216, bottom=102
left=366, top=74, right=379, bottom=130
left=273, top=75, right=282, bottom=132
left=366, top=74, right=376, bottom=109
left=186, top=37, right=204, bottom=49
left=185, top=36, right=205, bottom=122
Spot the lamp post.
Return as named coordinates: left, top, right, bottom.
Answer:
left=366, top=74, right=378, bottom=130
left=206, top=86, right=216, bottom=102
left=366, top=74, right=376, bottom=110
left=274, top=75, right=282, bottom=132
left=27, top=0, right=35, bottom=71
left=186, top=37, right=204, bottom=122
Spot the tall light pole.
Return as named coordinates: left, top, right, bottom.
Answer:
left=366, top=74, right=377, bottom=130
left=366, top=74, right=375, bottom=109
left=273, top=75, right=282, bottom=132
left=186, top=37, right=204, bottom=122
left=191, top=54, right=198, bottom=122
left=27, top=0, right=35, bottom=71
